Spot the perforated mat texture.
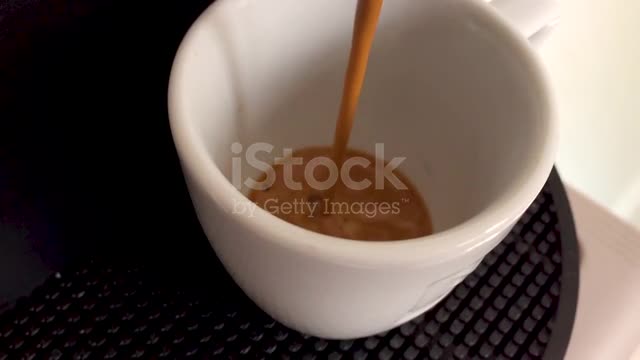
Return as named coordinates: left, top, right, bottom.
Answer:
left=0, top=184, right=576, bottom=359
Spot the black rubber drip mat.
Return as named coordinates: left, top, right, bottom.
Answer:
left=0, top=177, right=579, bottom=360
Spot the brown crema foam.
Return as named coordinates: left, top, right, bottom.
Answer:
left=249, top=147, right=432, bottom=241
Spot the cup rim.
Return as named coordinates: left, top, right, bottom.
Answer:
left=168, top=0, right=558, bottom=266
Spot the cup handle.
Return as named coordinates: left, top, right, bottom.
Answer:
left=489, top=0, right=560, bottom=48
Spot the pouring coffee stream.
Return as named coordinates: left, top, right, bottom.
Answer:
left=249, top=0, right=433, bottom=240
left=331, top=0, right=384, bottom=170
left=322, top=0, right=384, bottom=202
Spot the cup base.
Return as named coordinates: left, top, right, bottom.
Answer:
left=392, top=291, right=451, bottom=328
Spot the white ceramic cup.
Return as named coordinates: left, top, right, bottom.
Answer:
left=169, top=0, right=559, bottom=339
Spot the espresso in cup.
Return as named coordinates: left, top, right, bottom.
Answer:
left=248, top=0, right=432, bottom=240
left=249, top=147, right=432, bottom=240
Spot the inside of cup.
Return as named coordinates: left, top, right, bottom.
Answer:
left=172, top=0, right=549, bottom=234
